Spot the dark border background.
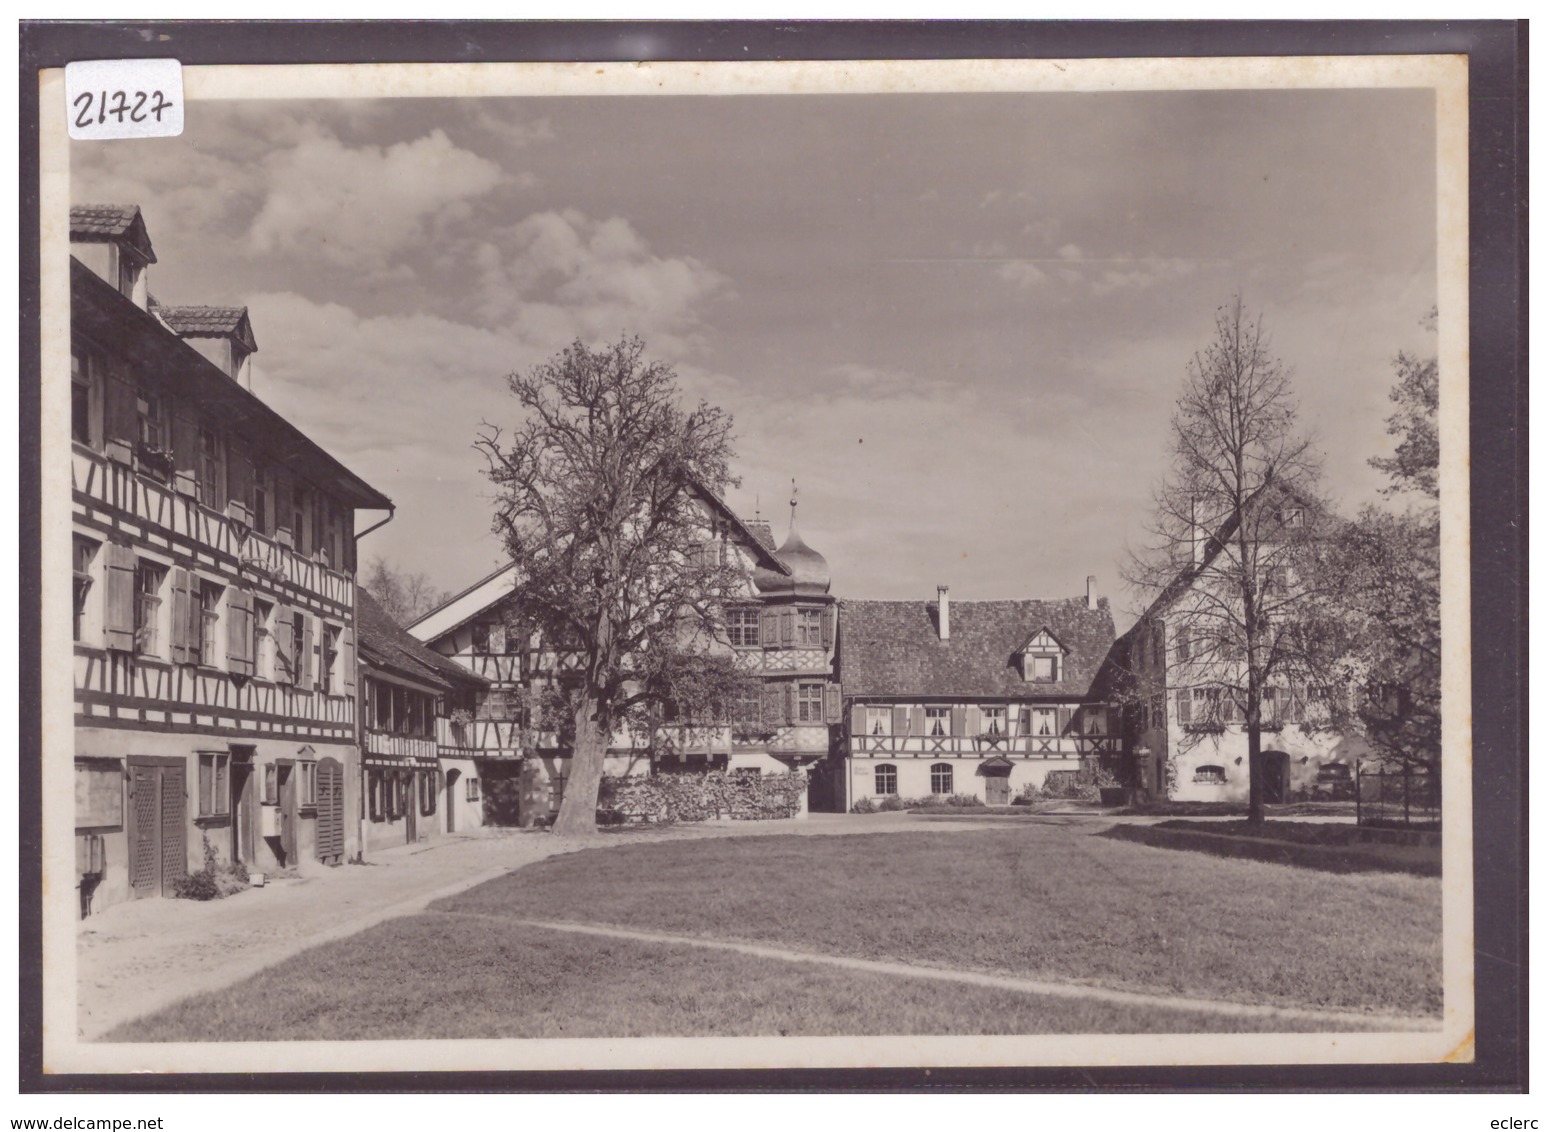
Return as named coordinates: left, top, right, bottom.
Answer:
left=17, top=19, right=1527, bottom=1094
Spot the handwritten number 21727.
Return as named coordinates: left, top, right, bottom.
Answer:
left=73, top=89, right=173, bottom=129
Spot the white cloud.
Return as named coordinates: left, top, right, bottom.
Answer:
left=247, top=127, right=503, bottom=270
left=1057, top=243, right=1085, bottom=261
left=996, top=260, right=1049, bottom=289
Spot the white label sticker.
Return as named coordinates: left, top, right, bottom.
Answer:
left=65, top=58, right=184, bottom=140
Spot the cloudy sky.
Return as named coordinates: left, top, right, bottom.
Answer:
left=71, top=86, right=1437, bottom=623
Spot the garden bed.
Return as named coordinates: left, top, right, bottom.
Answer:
left=1103, top=821, right=1440, bottom=876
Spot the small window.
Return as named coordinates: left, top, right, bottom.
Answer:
left=1029, top=655, right=1059, bottom=683
left=1176, top=628, right=1191, bottom=662
left=797, top=682, right=825, bottom=723
left=367, top=770, right=384, bottom=822
left=198, top=426, right=224, bottom=506
left=72, top=536, right=98, bottom=643
left=70, top=342, right=103, bottom=448
left=796, top=609, right=822, bottom=647
left=250, top=459, right=269, bottom=534
left=198, top=580, right=222, bottom=667
left=727, top=607, right=761, bottom=648
left=981, top=707, right=1005, bottom=736
left=320, top=623, right=341, bottom=695
left=263, top=763, right=278, bottom=805
left=930, top=762, right=953, bottom=795
left=874, top=764, right=897, bottom=795
left=466, top=776, right=480, bottom=803
left=134, top=560, right=165, bottom=657
left=420, top=770, right=438, bottom=816
left=252, top=600, right=273, bottom=680
left=298, top=761, right=317, bottom=807
left=471, top=622, right=491, bottom=654
left=866, top=706, right=892, bottom=736
left=1085, top=707, right=1107, bottom=736
left=198, top=752, right=230, bottom=817
left=1194, top=765, right=1227, bottom=785
left=1176, top=689, right=1193, bottom=724
left=925, top=707, right=950, bottom=737
left=1031, top=708, right=1057, bottom=737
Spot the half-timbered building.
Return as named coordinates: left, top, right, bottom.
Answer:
left=356, top=588, right=488, bottom=850
left=832, top=580, right=1120, bottom=809
left=70, top=204, right=390, bottom=912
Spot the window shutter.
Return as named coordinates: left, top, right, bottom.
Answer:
left=910, top=706, right=926, bottom=735
left=342, top=626, right=356, bottom=697
left=784, top=682, right=797, bottom=724
left=299, top=614, right=315, bottom=690
left=227, top=436, right=252, bottom=512
left=104, top=372, right=138, bottom=449
left=892, top=706, right=909, bottom=735
left=273, top=605, right=294, bottom=684
left=820, top=607, right=835, bottom=650
left=849, top=702, right=865, bottom=736
left=170, top=411, right=199, bottom=489
left=951, top=705, right=967, bottom=736
left=761, top=681, right=783, bottom=725
left=824, top=683, right=843, bottom=725
left=102, top=544, right=136, bottom=651
left=760, top=608, right=779, bottom=646
left=1056, top=706, right=1073, bottom=734
left=169, top=568, right=193, bottom=665
left=964, top=706, right=981, bottom=737
left=780, top=609, right=795, bottom=647
left=226, top=588, right=254, bottom=676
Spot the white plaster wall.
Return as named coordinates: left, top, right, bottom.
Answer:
left=1167, top=724, right=1372, bottom=802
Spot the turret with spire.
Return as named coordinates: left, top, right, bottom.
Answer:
left=753, top=478, right=832, bottom=598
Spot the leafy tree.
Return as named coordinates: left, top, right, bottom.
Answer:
left=1125, top=297, right=1348, bottom=824
left=361, top=557, right=451, bottom=626
left=476, top=336, right=756, bottom=836
left=1334, top=310, right=1440, bottom=772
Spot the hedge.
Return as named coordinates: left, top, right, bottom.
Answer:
left=598, top=771, right=806, bottom=825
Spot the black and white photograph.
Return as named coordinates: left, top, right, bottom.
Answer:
left=33, top=43, right=1489, bottom=1084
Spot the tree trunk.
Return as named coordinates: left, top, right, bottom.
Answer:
left=552, top=694, right=606, bottom=837
left=1245, top=720, right=1265, bottom=826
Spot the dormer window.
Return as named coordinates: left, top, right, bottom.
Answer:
left=1018, top=627, right=1066, bottom=684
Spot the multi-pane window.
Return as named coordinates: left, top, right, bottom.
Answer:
left=1085, top=707, right=1107, bottom=735
left=249, top=459, right=268, bottom=533
left=930, top=763, right=954, bottom=795
left=320, top=623, right=340, bottom=695
left=135, top=389, right=164, bottom=449
left=727, top=607, right=760, bottom=648
left=198, top=426, right=224, bottom=506
left=70, top=343, right=102, bottom=447
left=72, top=536, right=97, bottom=642
left=981, top=706, right=1006, bottom=736
left=252, top=600, right=273, bottom=680
left=925, top=707, right=950, bottom=737
left=733, top=693, right=761, bottom=725
left=797, top=682, right=824, bottom=723
left=198, top=581, right=222, bottom=667
left=1175, top=689, right=1193, bottom=725
left=1194, top=765, right=1227, bottom=785
left=1029, top=654, right=1059, bottom=683
left=1030, top=708, right=1057, bottom=737
left=866, top=706, right=892, bottom=736
left=420, top=771, right=438, bottom=816
left=466, top=776, right=480, bottom=802
left=1262, top=686, right=1278, bottom=721
left=299, top=761, right=318, bottom=807
left=1176, top=628, right=1191, bottom=662
left=197, top=752, right=230, bottom=817
left=874, top=764, right=898, bottom=795
left=796, top=609, right=822, bottom=647
left=134, top=560, right=164, bottom=656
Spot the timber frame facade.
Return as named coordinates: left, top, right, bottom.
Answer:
left=69, top=204, right=390, bottom=914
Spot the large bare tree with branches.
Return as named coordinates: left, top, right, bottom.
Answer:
left=476, top=336, right=754, bottom=836
left=1126, top=297, right=1347, bottom=824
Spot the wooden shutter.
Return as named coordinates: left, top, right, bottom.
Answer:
left=273, top=604, right=294, bottom=684
left=951, top=705, right=967, bottom=737
left=226, top=588, right=254, bottom=677
left=784, top=682, right=798, bottom=724
left=226, top=436, right=252, bottom=512
left=849, top=702, right=865, bottom=737
left=964, top=706, right=981, bottom=737
left=910, top=705, right=926, bottom=735
left=102, top=543, right=136, bottom=651
left=169, top=568, right=194, bottom=665
left=760, top=608, right=779, bottom=646
left=341, top=626, right=356, bottom=696
left=779, top=609, right=795, bottom=647
left=825, top=684, right=843, bottom=725
left=170, top=410, right=199, bottom=486
left=299, top=614, right=315, bottom=690
left=104, top=371, right=139, bottom=449
left=761, top=681, right=783, bottom=725
left=820, top=607, right=836, bottom=650
left=892, top=706, right=909, bottom=735
left=1057, top=706, right=1073, bottom=734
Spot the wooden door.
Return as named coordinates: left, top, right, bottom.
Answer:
left=230, top=757, right=256, bottom=865
left=276, top=761, right=296, bottom=865
left=315, top=757, right=344, bottom=864
left=1263, top=751, right=1290, bottom=805
left=985, top=776, right=1011, bottom=806
left=128, top=758, right=186, bottom=898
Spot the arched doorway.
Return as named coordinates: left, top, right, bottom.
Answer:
left=1262, top=750, right=1291, bottom=804
left=445, top=769, right=460, bottom=834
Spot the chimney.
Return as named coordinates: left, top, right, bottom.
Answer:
left=936, top=585, right=950, bottom=641
left=1086, top=575, right=1098, bottom=610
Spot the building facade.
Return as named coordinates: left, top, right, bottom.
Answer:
left=69, top=204, right=389, bottom=914
left=831, top=581, right=1121, bottom=809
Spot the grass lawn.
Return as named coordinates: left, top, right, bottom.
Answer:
left=1103, top=821, right=1440, bottom=878
left=108, top=914, right=1376, bottom=1042
left=438, top=827, right=1441, bottom=1018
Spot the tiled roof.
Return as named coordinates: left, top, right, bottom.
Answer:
left=838, top=597, right=1116, bottom=699
left=69, top=204, right=157, bottom=262
left=358, top=588, right=487, bottom=690
left=744, top=519, right=776, bottom=552
left=157, top=304, right=256, bottom=349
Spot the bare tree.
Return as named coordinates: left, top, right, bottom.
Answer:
left=476, top=335, right=756, bottom=836
left=362, top=557, right=452, bottom=626
left=1125, top=297, right=1347, bottom=824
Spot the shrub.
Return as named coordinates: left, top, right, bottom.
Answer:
left=850, top=797, right=878, bottom=814
left=173, top=834, right=250, bottom=901
left=946, top=792, right=984, bottom=808
left=877, top=794, right=909, bottom=812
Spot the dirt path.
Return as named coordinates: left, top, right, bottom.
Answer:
left=486, top=914, right=1439, bottom=1033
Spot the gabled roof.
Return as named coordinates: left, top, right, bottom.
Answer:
left=691, top=475, right=789, bottom=577
left=839, top=597, right=1116, bottom=699
left=406, top=561, right=519, bottom=645
left=156, top=303, right=258, bottom=352
left=69, top=204, right=157, bottom=263
left=1014, top=626, right=1066, bottom=654
left=358, top=588, right=487, bottom=691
